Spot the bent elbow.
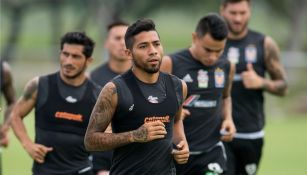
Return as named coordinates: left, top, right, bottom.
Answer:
left=84, top=134, right=94, bottom=151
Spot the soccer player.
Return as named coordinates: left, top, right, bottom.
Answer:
left=220, top=0, right=288, bottom=174
left=89, top=20, right=131, bottom=175
left=84, top=18, right=189, bottom=175
left=160, top=13, right=236, bottom=175
left=11, top=32, right=99, bottom=175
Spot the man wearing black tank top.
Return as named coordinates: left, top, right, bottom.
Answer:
left=161, top=14, right=236, bottom=175
left=85, top=19, right=189, bottom=175
left=89, top=20, right=131, bottom=175
left=11, top=32, right=99, bottom=175
left=220, top=0, right=288, bottom=175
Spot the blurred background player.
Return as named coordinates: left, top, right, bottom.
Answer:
left=161, top=13, right=236, bottom=175
left=220, top=0, right=288, bottom=174
left=10, top=32, right=99, bottom=175
left=89, top=20, right=131, bottom=175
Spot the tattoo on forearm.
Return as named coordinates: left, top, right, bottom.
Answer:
left=132, top=126, right=148, bottom=142
left=22, top=80, right=38, bottom=101
left=85, top=83, right=133, bottom=151
left=265, top=38, right=287, bottom=94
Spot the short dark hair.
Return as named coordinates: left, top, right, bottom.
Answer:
left=195, top=13, right=228, bottom=41
left=125, top=19, right=157, bottom=50
left=107, top=20, right=129, bottom=32
left=221, top=0, right=251, bottom=7
left=60, top=32, right=95, bottom=58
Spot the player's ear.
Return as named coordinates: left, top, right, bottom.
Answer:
left=125, top=49, right=132, bottom=57
left=192, top=32, right=198, bottom=43
left=86, top=57, right=93, bottom=64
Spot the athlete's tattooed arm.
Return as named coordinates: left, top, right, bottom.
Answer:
left=11, top=77, right=53, bottom=164
left=172, top=80, right=189, bottom=164
left=0, top=62, right=16, bottom=147
left=84, top=82, right=167, bottom=151
left=221, top=63, right=236, bottom=142
left=1, top=62, right=16, bottom=125
left=263, top=36, right=288, bottom=96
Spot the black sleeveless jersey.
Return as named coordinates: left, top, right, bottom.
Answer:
left=90, top=63, right=118, bottom=87
left=170, top=49, right=230, bottom=151
left=110, top=70, right=181, bottom=175
left=33, top=72, right=97, bottom=175
left=222, top=30, right=266, bottom=133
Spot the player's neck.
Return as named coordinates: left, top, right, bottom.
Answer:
left=132, top=67, right=159, bottom=84
left=108, top=57, right=131, bottom=74
left=60, top=71, right=87, bottom=87
left=228, top=28, right=248, bottom=40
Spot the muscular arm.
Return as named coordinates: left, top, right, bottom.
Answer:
left=160, top=56, right=173, bottom=74
left=84, top=82, right=166, bottom=151
left=84, top=82, right=132, bottom=151
left=263, top=36, right=288, bottom=96
left=11, top=77, right=38, bottom=147
left=2, top=62, right=16, bottom=125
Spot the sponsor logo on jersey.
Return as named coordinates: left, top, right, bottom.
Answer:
left=227, top=47, right=239, bottom=64
left=55, top=111, right=83, bottom=122
left=144, top=115, right=170, bottom=123
left=65, top=96, right=77, bottom=103
left=182, top=73, right=193, bottom=82
left=183, top=95, right=200, bottom=107
left=147, top=95, right=158, bottom=103
left=183, top=94, right=217, bottom=108
left=245, top=44, right=257, bottom=63
left=197, top=70, right=209, bottom=88
left=215, top=68, right=225, bottom=88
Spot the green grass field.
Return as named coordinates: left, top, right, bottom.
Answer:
left=2, top=113, right=307, bottom=175
left=1, top=5, right=307, bottom=175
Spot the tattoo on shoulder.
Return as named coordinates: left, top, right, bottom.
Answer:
left=89, top=83, right=117, bottom=131
left=23, top=79, right=38, bottom=101
left=265, top=38, right=286, bottom=80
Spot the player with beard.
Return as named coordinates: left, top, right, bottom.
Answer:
left=11, top=32, right=99, bottom=175
left=84, top=19, right=189, bottom=175
left=220, top=0, right=288, bottom=174
left=89, top=20, right=131, bottom=175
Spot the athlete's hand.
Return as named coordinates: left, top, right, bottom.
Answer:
left=181, top=109, right=191, bottom=120
left=220, top=119, right=236, bottom=142
left=172, top=140, right=189, bottom=164
left=241, top=64, right=264, bottom=89
left=24, top=142, right=53, bottom=163
left=132, top=121, right=167, bottom=142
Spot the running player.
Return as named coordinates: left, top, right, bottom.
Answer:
left=220, top=0, right=288, bottom=174
left=89, top=20, right=131, bottom=175
left=85, top=19, right=189, bottom=175
left=11, top=32, right=99, bottom=175
left=160, top=13, right=236, bottom=175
